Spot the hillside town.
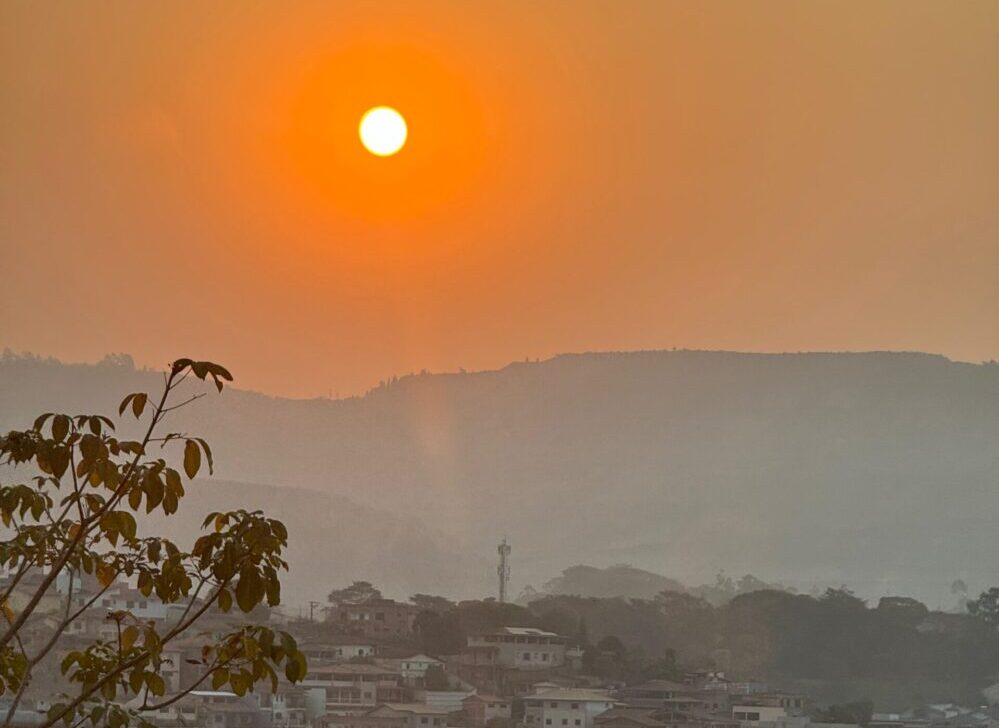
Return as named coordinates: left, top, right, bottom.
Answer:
left=4, top=566, right=999, bottom=728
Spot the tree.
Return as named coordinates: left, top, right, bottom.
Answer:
left=423, top=663, right=449, bottom=690
left=0, top=358, right=307, bottom=728
left=968, top=588, right=999, bottom=627
left=413, top=609, right=465, bottom=656
left=813, top=700, right=874, bottom=726
left=327, top=581, right=382, bottom=606
left=409, top=594, right=454, bottom=613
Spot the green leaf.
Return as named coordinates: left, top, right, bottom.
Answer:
left=147, top=673, right=165, bottom=696
left=52, top=415, right=69, bottom=442
left=183, top=440, right=201, bottom=479
left=235, top=568, right=262, bottom=612
left=131, top=393, right=147, bottom=418
left=122, top=625, right=139, bottom=652
left=195, top=438, right=214, bottom=475
left=33, top=413, right=53, bottom=431
left=212, top=668, right=229, bottom=691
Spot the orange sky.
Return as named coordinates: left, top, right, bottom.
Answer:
left=2, top=1, right=997, bottom=397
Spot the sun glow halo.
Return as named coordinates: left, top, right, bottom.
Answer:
left=359, top=106, right=407, bottom=156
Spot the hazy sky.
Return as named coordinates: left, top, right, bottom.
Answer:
left=2, top=2, right=997, bottom=397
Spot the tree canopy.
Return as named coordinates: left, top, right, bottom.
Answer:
left=0, top=359, right=307, bottom=728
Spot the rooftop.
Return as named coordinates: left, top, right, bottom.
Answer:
left=376, top=704, right=453, bottom=715
left=531, top=689, right=616, bottom=703
left=308, top=663, right=400, bottom=675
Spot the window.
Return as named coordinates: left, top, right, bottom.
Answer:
left=421, top=719, right=429, bottom=725
left=524, top=653, right=532, bottom=661
left=550, top=703, right=558, bottom=708
left=542, top=654, right=549, bottom=661
left=562, top=720, right=568, bottom=725
left=575, top=722, right=581, bottom=726
left=546, top=721, right=552, bottom=726
left=375, top=612, right=385, bottom=621
left=571, top=704, right=579, bottom=710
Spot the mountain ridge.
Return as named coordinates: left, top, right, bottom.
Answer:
left=2, top=348, right=997, bottom=605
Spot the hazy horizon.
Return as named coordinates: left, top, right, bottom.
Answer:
left=0, top=344, right=992, bottom=400
left=3, top=1, right=997, bottom=398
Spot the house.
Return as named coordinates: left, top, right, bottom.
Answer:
left=259, top=686, right=310, bottom=728
left=303, top=638, right=378, bottom=664
left=522, top=688, right=617, bottom=728
left=462, top=694, right=513, bottom=727
left=97, top=583, right=176, bottom=621
left=380, top=654, right=446, bottom=687
left=683, top=673, right=732, bottom=692
left=731, top=694, right=807, bottom=724
left=328, top=599, right=420, bottom=639
left=413, top=690, right=476, bottom=714
left=465, top=628, right=566, bottom=671
left=617, top=681, right=701, bottom=715
left=302, top=663, right=408, bottom=714
left=138, top=690, right=265, bottom=728
left=326, top=703, right=452, bottom=728
left=595, top=708, right=668, bottom=728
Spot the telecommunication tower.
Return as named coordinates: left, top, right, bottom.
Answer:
left=497, top=537, right=511, bottom=603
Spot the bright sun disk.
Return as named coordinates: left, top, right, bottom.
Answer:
left=359, top=106, right=407, bottom=157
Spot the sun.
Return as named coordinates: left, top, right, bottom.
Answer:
left=359, top=106, right=407, bottom=157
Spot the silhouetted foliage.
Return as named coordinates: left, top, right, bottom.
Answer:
left=526, top=588, right=999, bottom=701
left=423, top=663, right=449, bottom=690
left=813, top=700, right=874, bottom=726
left=967, top=587, right=999, bottom=627
left=0, top=359, right=307, bottom=728
left=327, top=581, right=382, bottom=605
left=409, top=594, right=455, bottom=613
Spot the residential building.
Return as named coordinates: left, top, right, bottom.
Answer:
left=302, top=663, right=408, bottom=714
left=413, top=690, right=476, bottom=714
left=325, top=703, right=452, bottom=728
left=381, top=654, right=446, bottom=687
left=465, top=628, right=566, bottom=671
left=462, top=694, right=512, bottom=728
left=303, top=638, right=378, bottom=664
left=522, top=688, right=617, bottom=728
left=328, top=599, right=420, bottom=639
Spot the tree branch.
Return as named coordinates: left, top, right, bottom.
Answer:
left=0, top=368, right=180, bottom=652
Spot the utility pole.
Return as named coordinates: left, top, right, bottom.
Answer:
left=497, top=537, right=511, bottom=603
left=308, top=600, right=321, bottom=622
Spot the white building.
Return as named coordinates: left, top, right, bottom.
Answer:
left=466, top=627, right=566, bottom=670
left=523, top=688, right=617, bottom=728
left=354, top=704, right=451, bottom=728
left=382, top=654, right=445, bottom=686
left=414, top=689, right=476, bottom=713
left=302, top=639, right=377, bottom=664
left=732, top=705, right=788, bottom=723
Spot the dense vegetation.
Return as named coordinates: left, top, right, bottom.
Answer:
left=408, top=588, right=999, bottom=708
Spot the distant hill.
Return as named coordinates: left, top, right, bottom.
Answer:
left=524, top=564, right=688, bottom=602
left=2, top=349, right=998, bottom=605
left=133, top=479, right=488, bottom=609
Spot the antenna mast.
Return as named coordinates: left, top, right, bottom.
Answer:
left=497, top=537, right=511, bottom=603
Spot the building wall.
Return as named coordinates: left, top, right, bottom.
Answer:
left=732, top=706, right=787, bottom=723
left=467, top=635, right=565, bottom=670
left=524, top=699, right=615, bottom=728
